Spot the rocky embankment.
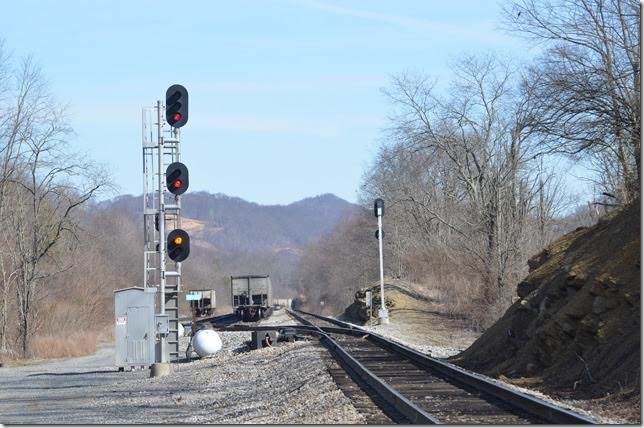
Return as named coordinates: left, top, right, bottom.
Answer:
left=451, top=202, right=640, bottom=423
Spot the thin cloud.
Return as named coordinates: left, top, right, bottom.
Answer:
left=301, top=0, right=441, bottom=29
left=189, top=111, right=382, bottom=138
left=191, top=113, right=340, bottom=138
left=195, top=75, right=385, bottom=95
left=297, top=0, right=510, bottom=44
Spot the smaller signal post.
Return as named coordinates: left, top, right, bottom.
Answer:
left=374, top=198, right=389, bottom=324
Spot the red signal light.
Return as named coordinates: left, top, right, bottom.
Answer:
left=165, top=85, right=188, bottom=128
left=166, top=162, right=188, bottom=195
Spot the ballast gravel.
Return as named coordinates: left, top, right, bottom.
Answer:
left=0, top=310, right=366, bottom=424
left=333, top=316, right=611, bottom=423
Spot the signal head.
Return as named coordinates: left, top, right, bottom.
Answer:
left=374, top=198, right=385, bottom=217
left=167, top=229, right=190, bottom=262
left=165, top=84, right=188, bottom=128
left=166, top=162, right=189, bottom=195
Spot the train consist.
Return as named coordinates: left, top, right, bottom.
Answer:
left=231, top=275, right=273, bottom=321
left=186, top=289, right=216, bottom=317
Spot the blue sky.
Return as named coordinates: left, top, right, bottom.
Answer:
left=1, top=1, right=538, bottom=205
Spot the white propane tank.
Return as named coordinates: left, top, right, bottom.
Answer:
left=192, top=329, right=223, bottom=358
left=178, top=322, right=185, bottom=338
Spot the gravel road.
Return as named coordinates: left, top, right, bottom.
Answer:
left=0, top=345, right=148, bottom=424
left=0, top=309, right=365, bottom=424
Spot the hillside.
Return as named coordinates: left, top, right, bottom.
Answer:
left=450, top=202, right=640, bottom=421
left=97, top=192, right=362, bottom=304
left=101, top=192, right=360, bottom=253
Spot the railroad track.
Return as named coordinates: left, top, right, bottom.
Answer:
left=288, top=309, right=597, bottom=425
left=181, top=312, right=241, bottom=335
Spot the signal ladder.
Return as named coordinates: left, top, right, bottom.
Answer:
left=142, top=105, right=183, bottom=362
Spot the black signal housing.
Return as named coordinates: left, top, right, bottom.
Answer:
left=167, top=229, right=190, bottom=262
left=166, top=162, right=189, bottom=195
left=166, top=84, right=188, bottom=128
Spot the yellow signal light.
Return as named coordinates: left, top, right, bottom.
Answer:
left=173, top=236, right=183, bottom=245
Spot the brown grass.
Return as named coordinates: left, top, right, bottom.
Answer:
left=401, top=246, right=510, bottom=328
left=29, top=333, right=99, bottom=359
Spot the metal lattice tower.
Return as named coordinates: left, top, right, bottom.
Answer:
left=142, top=101, right=182, bottom=363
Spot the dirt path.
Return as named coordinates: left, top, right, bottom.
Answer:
left=357, top=282, right=482, bottom=358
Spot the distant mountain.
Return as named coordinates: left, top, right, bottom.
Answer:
left=99, top=192, right=361, bottom=253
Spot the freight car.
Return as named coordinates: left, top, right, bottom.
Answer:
left=231, top=275, right=273, bottom=321
left=186, top=289, right=216, bottom=318
left=272, top=298, right=292, bottom=309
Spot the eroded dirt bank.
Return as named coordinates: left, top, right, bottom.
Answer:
left=451, top=202, right=640, bottom=423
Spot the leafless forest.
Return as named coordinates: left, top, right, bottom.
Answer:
left=294, top=0, right=640, bottom=325
left=0, top=0, right=639, bottom=361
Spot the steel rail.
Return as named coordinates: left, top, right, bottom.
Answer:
left=288, top=309, right=440, bottom=424
left=201, top=323, right=363, bottom=337
left=296, top=309, right=597, bottom=425
left=193, top=312, right=240, bottom=326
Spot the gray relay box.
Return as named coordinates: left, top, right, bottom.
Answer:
left=114, top=287, right=157, bottom=370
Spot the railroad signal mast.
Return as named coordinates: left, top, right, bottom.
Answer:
left=374, top=198, right=389, bottom=324
left=142, top=84, right=190, bottom=364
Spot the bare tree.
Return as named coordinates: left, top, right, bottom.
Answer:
left=294, top=211, right=378, bottom=314
left=0, top=41, right=13, bottom=352
left=503, top=0, right=640, bottom=203
left=359, top=54, right=569, bottom=324
left=0, top=46, right=39, bottom=352
left=4, top=58, right=108, bottom=357
left=379, top=56, right=537, bottom=303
